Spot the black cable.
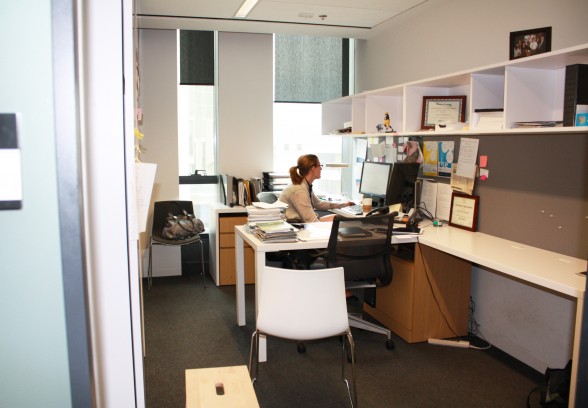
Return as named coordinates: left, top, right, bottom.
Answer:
left=468, top=296, right=492, bottom=350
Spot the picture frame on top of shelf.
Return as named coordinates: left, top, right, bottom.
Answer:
left=509, top=26, right=551, bottom=60
left=421, top=96, right=466, bottom=130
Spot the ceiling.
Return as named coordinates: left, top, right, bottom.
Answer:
left=135, top=0, right=431, bottom=40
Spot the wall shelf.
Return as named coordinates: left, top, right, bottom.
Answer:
left=323, top=43, right=588, bottom=137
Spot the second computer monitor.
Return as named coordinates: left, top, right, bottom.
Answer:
left=387, top=162, right=420, bottom=212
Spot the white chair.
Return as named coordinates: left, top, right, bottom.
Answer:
left=248, top=266, right=357, bottom=408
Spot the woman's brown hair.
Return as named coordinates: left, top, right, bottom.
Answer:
left=288, top=154, right=319, bottom=185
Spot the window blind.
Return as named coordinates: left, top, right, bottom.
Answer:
left=179, top=30, right=214, bottom=85
left=274, top=35, right=349, bottom=103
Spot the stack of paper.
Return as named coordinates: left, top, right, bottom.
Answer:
left=473, top=109, right=504, bottom=130
left=250, top=221, right=298, bottom=243
left=246, top=201, right=287, bottom=222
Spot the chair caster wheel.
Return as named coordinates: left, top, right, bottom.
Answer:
left=386, top=339, right=395, bottom=350
left=297, top=341, right=306, bottom=353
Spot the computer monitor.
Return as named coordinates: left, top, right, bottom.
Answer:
left=386, top=162, right=420, bottom=212
left=358, top=162, right=393, bottom=207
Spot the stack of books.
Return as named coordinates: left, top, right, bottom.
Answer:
left=250, top=221, right=298, bottom=243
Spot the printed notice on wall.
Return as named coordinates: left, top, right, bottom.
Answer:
left=456, top=138, right=478, bottom=177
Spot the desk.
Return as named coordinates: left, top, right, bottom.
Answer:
left=234, top=223, right=586, bottom=406
left=234, top=223, right=419, bottom=361
left=417, top=226, right=585, bottom=407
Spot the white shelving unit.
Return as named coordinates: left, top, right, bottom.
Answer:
left=322, top=43, right=588, bottom=137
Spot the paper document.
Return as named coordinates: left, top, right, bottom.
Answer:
left=251, top=201, right=288, bottom=209
left=420, top=179, right=438, bottom=217
left=297, top=222, right=333, bottom=241
left=419, top=180, right=453, bottom=221
left=456, top=138, right=479, bottom=177
left=438, top=141, right=454, bottom=177
left=436, top=183, right=453, bottom=221
left=422, top=141, right=438, bottom=177
left=450, top=164, right=476, bottom=195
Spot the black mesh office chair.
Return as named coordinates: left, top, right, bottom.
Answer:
left=315, top=212, right=396, bottom=350
left=148, top=201, right=206, bottom=289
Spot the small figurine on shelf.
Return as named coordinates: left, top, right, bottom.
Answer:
left=376, top=112, right=395, bottom=133
left=383, top=112, right=394, bottom=133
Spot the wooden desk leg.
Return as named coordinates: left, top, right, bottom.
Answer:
left=235, top=233, right=246, bottom=326
left=569, top=297, right=583, bottom=407
left=255, top=250, right=267, bottom=363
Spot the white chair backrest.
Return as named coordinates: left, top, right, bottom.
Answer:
left=256, top=266, right=349, bottom=340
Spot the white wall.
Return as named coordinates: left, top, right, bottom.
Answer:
left=218, top=32, right=274, bottom=179
left=138, top=29, right=182, bottom=277
left=355, top=0, right=588, bottom=373
left=356, top=0, right=588, bottom=92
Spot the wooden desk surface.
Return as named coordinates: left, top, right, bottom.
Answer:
left=185, top=365, right=259, bottom=408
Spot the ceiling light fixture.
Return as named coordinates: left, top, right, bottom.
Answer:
left=234, top=0, right=259, bottom=19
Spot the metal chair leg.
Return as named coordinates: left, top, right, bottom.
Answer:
left=342, top=331, right=357, bottom=408
left=248, top=330, right=259, bottom=383
left=147, top=241, right=153, bottom=290
left=198, top=240, right=206, bottom=288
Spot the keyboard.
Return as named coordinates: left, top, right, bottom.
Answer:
left=337, top=204, right=363, bottom=216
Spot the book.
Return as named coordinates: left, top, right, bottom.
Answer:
left=563, top=64, right=588, bottom=126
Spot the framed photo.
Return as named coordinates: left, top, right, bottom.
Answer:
left=509, top=27, right=551, bottom=60
left=421, top=96, right=466, bottom=130
left=449, top=192, right=479, bottom=232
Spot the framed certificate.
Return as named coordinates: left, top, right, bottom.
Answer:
left=421, top=96, right=466, bottom=130
left=449, top=192, right=479, bottom=232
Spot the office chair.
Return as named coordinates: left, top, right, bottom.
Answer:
left=249, top=266, right=357, bottom=408
left=314, top=213, right=396, bottom=350
left=256, top=191, right=278, bottom=204
left=148, top=201, right=206, bottom=290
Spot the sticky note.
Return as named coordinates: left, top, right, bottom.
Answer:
left=479, top=155, right=488, bottom=168
left=479, top=168, right=489, bottom=180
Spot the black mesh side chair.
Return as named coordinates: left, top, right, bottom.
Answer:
left=148, top=201, right=206, bottom=290
left=319, top=212, right=397, bottom=350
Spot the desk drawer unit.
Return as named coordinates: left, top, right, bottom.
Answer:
left=219, top=215, right=255, bottom=286
left=364, top=243, right=471, bottom=343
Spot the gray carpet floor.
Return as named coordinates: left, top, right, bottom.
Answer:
left=143, top=274, right=543, bottom=407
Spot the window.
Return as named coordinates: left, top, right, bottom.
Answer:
left=273, top=35, right=353, bottom=198
left=177, top=31, right=218, bottom=207
left=273, top=103, right=344, bottom=196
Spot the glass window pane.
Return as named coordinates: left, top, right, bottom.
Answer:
left=178, top=85, right=215, bottom=176
left=273, top=102, right=343, bottom=196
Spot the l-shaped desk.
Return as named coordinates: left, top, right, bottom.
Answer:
left=234, top=223, right=586, bottom=406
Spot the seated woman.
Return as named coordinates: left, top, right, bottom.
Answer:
left=275, top=154, right=355, bottom=277
left=279, top=154, right=354, bottom=223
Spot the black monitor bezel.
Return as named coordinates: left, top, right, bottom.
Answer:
left=358, top=161, right=393, bottom=200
